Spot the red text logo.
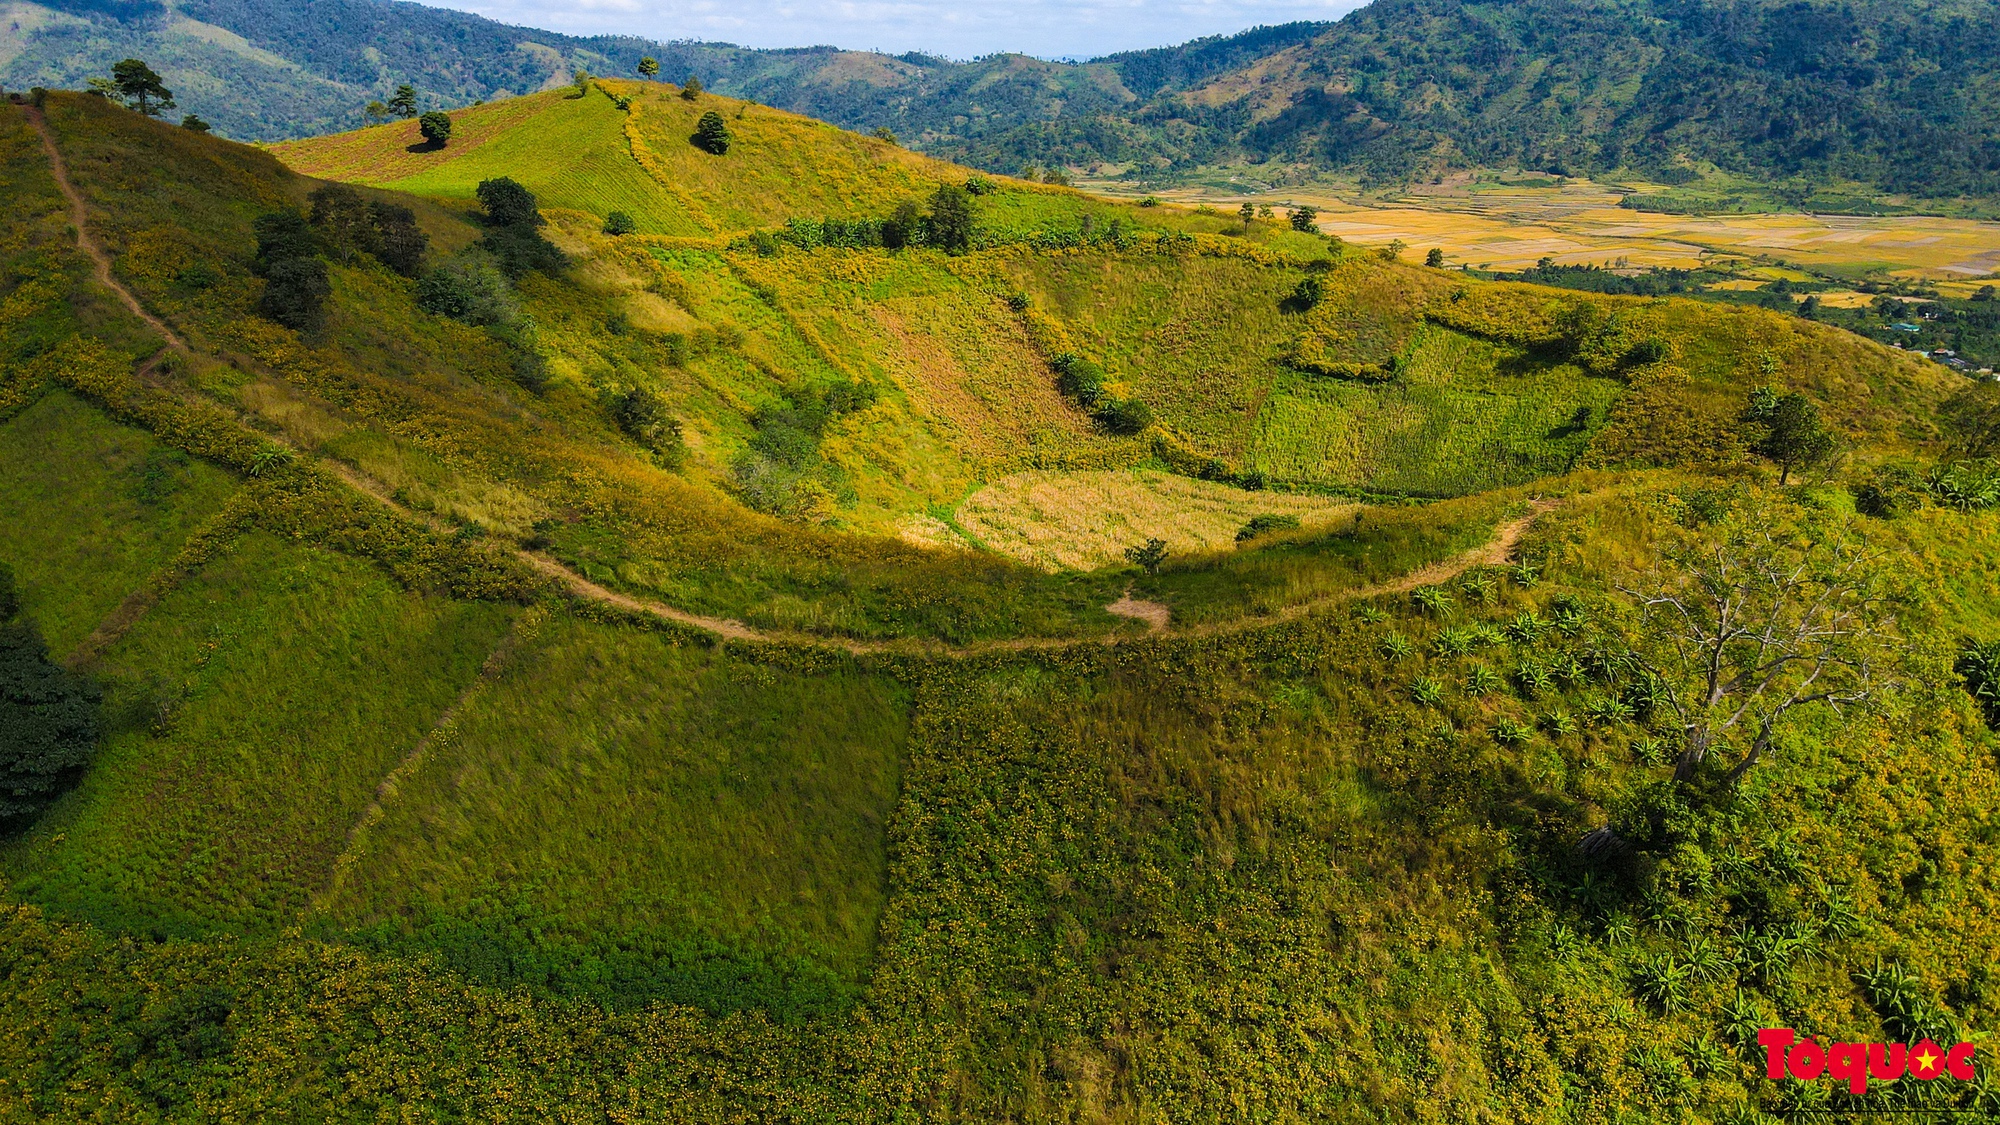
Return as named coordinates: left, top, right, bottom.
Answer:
left=1759, top=1028, right=1976, bottom=1095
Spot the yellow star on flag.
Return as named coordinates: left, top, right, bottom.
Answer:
left=1914, top=1048, right=1940, bottom=1074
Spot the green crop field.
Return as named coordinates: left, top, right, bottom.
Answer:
left=3, top=81, right=1998, bottom=1124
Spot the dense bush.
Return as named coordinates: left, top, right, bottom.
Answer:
left=416, top=262, right=515, bottom=325
left=1094, top=397, right=1154, bottom=435
left=257, top=256, right=330, bottom=332
left=1050, top=352, right=1105, bottom=406
left=1236, top=513, right=1301, bottom=542
left=602, top=210, right=636, bottom=236
left=0, top=565, right=100, bottom=825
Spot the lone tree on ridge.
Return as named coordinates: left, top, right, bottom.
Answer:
left=111, top=58, right=173, bottom=116
left=418, top=110, right=452, bottom=147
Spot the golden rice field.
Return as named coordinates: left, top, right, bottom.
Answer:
left=953, top=468, right=1356, bottom=571
left=1086, top=177, right=2000, bottom=280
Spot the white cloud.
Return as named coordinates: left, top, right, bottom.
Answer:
left=429, top=0, right=1367, bottom=60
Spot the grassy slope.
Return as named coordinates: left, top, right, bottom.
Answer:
left=2, top=91, right=2000, bottom=1125
left=0, top=391, right=238, bottom=655
left=321, top=612, right=908, bottom=1015
left=1, top=531, right=514, bottom=938
left=273, top=81, right=993, bottom=238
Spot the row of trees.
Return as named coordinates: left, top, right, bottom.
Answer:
left=254, top=186, right=432, bottom=333
left=769, top=184, right=976, bottom=254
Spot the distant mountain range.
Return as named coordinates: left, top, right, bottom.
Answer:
left=6, top=0, right=1999, bottom=196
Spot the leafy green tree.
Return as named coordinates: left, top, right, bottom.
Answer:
left=693, top=110, right=731, bottom=154
left=1288, top=205, right=1318, bottom=232
left=602, top=211, right=636, bottom=236
left=369, top=202, right=428, bottom=276
left=365, top=100, right=389, bottom=123
left=387, top=84, right=418, bottom=119
left=927, top=183, right=974, bottom=252
left=1124, top=538, right=1168, bottom=575
left=253, top=210, right=317, bottom=270
left=259, top=257, right=330, bottom=331
left=1239, top=202, right=1255, bottom=227
left=638, top=56, right=659, bottom=80
left=872, top=126, right=898, bottom=144
left=476, top=177, right=543, bottom=227
left=572, top=69, right=591, bottom=97
left=111, top=58, right=173, bottom=116
left=473, top=179, right=563, bottom=275
left=681, top=75, right=703, bottom=99
left=1425, top=247, right=1445, bottom=267
left=881, top=200, right=921, bottom=249
left=1742, top=386, right=1837, bottom=484
left=308, top=184, right=377, bottom=263
left=418, top=110, right=452, bottom=146
left=0, top=566, right=101, bottom=825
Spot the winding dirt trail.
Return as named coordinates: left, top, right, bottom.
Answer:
left=27, top=106, right=1557, bottom=658
left=27, top=106, right=188, bottom=352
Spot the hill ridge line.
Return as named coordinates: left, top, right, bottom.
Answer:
left=25, top=106, right=1551, bottom=656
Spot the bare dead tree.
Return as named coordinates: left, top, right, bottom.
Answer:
left=1622, top=529, right=1898, bottom=784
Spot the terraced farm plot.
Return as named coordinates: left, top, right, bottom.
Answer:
left=1, top=532, right=515, bottom=939
left=0, top=391, right=238, bottom=656
left=956, top=469, right=1356, bottom=570
left=318, top=612, right=909, bottom=1017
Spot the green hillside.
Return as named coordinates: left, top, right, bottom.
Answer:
left=2, top=84, right=1998, bottom=1122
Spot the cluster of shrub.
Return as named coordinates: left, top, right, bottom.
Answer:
left=407, top=178, right=567, bottom=391
left=0, top=564, right=101, bottom=829
left=732, top=382, right=877, bottom=519
left=610, top=386, right=686, bottom=467
left=253, top=188, right=422, bottom=333
left=1050, top=352, right=1153, bottom=435
left=761, top=183, right=977, bottom=255
left=1488, top=259, right=1705, bottom=297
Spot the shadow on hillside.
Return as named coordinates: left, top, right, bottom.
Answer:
left=405, top=139, right=446, bottom=154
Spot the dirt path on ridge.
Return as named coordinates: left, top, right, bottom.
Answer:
left=27, top=106, right=188, bottom=353
left=26, top=108, right=1559, bottom=657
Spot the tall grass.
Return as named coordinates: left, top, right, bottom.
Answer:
left=320, top=612, right=909, bottom=1015
left=0, top=392, right=238, bottom=655
left=1, top=531, right=514, bottom=938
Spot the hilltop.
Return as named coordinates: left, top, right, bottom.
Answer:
left=0, top=81, right=1997, bottom=1123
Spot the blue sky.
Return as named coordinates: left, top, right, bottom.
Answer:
left=424, top=0, right=1369, bottom=61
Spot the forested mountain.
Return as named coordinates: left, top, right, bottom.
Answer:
left=5, top=0, right=1999, bottom=193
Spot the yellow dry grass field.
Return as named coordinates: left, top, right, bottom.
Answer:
left=955, top=469, right=1356, bottom=571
